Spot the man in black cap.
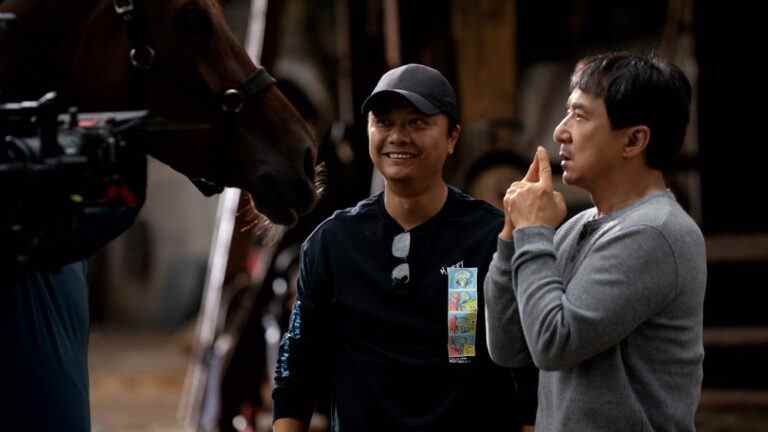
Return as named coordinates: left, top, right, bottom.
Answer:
left=272, top=64, right=536, bottom=432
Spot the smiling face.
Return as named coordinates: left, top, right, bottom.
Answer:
left=368, top=97, right=458, bottom=190
left=553, top=88, right=627, bottom=192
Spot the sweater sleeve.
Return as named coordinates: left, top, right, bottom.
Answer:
left=512, top=224, right=677, bottom=371
left=272, top=235, right=332, bottom=423
left=484, top=236, right=532, bottom=367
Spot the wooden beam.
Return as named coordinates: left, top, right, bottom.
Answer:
left=382, top=0, right=401, bottom=67
left=706, top=233, right=768, bottom=262
left=704, top=327, right=768, bottom=347
left=700, top=390, right=768, bottom=409
left=452, top=0, right=517, bottom=123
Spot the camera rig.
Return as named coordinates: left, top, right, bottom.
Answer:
left=1, top=92, right=148, bottom=270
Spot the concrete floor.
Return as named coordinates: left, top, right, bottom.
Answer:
left=89, top=329, right=768, bottom=432
left=90, top=329, right=189, bottom=432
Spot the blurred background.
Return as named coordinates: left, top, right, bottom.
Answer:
left=86, top=0, right=768, bottom=431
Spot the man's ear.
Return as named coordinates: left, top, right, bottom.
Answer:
left=623, top=125, right=650, bottom=159
left=448, top=124, right=461, bottom=155
left=367, top=112, right=375, bottom=135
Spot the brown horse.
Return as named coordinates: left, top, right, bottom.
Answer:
left=0, top=0, right=318, bottom=226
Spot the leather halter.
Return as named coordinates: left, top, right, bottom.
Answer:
left=112, top=0, right=276, bottom=109
left=112, top=0, right=277, bottom=195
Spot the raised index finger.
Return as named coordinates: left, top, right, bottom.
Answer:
left=523, top=150, right=540, bottom=183
left=537, top=146, right=553, bottom=190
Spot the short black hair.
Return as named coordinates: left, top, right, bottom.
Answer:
left=571, top=52, right=692, bottom=170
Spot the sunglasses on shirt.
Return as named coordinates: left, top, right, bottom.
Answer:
left=391, top=231, right=410, bottom=292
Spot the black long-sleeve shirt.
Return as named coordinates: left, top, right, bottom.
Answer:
left=273, top=187, right=537, bottom=431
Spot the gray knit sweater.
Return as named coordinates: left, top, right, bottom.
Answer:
left=485, top=191, right=706, bottom=432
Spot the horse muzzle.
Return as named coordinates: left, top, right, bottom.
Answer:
left=246, top=170, right=318, bottom=227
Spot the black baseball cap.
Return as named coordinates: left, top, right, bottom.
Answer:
left=361, top=63, right=458, bottom=121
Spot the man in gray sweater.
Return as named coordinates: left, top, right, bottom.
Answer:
left=485, top=52, right=706, bottom=431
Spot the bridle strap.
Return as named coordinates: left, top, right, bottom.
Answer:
left=219, top=68, right=276, bottom=113
left=113, top=0, right=155, bottom=70
left=114, top=0, right=155, bottom=69
left=242, top=68, right=277, bottom=96
left=199, top=69, right=276, bottom=195
left=112, top=1, right=278, bottom=196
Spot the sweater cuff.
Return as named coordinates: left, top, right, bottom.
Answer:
left=496, top=236, right=516, bottom=263
left=513, top=225, right=555, bottom=250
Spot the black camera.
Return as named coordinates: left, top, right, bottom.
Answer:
left=1, top=92, right=148, bottom=270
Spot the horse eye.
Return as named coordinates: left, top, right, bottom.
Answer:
left=175, top=6, right=213, bottom=37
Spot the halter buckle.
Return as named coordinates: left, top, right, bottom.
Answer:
left=130, top=46, right=155, bottom=70
left=113, top=0, right=135, bottom=16
left=220, top=89, right=245, bottom=113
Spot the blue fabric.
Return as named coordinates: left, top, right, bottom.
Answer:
left=1, top=261, right=91, bottom=431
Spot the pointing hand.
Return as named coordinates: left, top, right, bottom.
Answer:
left=501, top=147, right=567, bottom=233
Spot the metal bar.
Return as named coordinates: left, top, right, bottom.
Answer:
left=180, top=187, right=240, bottom=431
left=179, top=1, right=269, bottom=429
left=245, top=0, right=269, bottom=64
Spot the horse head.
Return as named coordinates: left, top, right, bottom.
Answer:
left=1, top=0, right=319, bottom=227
